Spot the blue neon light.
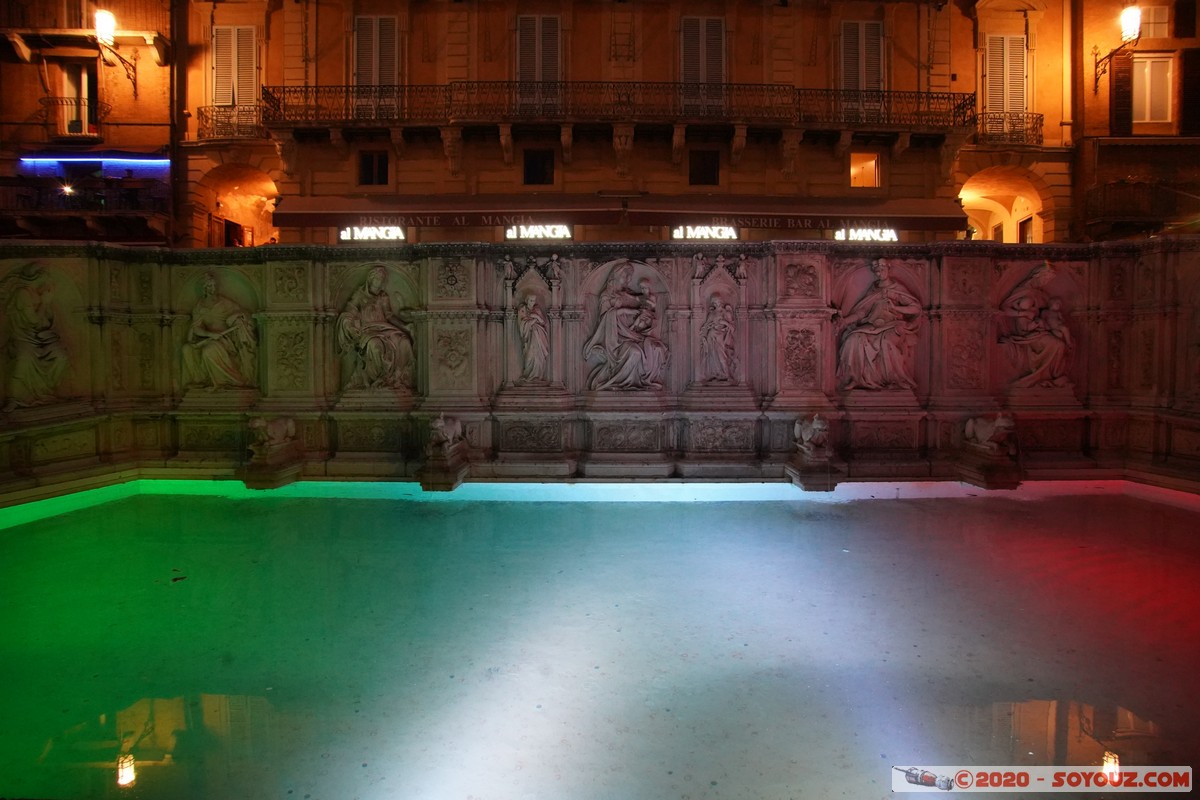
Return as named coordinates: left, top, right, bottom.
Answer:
left=20, top=157, right=171, bottom=166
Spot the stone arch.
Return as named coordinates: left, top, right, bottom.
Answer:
left=957, top=164, right=1059, bottom=243
left=189, top=162, right=279, bottom=248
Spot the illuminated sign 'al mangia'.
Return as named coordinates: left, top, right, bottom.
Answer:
left=505, top=224, right=572, bottom=240
left=339, top=225, right=406, bottom=241
left=834, top=228, right=899, bottom=242
left=672, top=225, right=738, bottom=240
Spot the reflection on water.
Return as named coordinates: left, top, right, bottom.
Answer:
left=35, top=696, right=1172, bottom=799
left=1, top=487, right=1197, bottom=799
left=38, top=695, right=274, bottom=799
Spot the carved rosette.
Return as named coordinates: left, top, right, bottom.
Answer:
left=781, top=261, right=821, bottom=300
left=435, top=259, right=471, bottom=299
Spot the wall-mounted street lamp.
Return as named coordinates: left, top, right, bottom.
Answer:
left=95, top=10, right=139, bottom=98
left=1093, top=4, right=1142, bottom=93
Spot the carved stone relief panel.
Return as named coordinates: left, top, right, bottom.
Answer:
left=179, top=420, right=242, bottom=453
left=32, top=428, right=95, bottom=464
left=582, top=259, right=670, bottom=392
left=110, top=326, right=126, bottom=392
left=593, top=420, right=660, bottom=451
left=269, top=262, right=310, bottom=304
left=696, top=267, right=740, bottom=385
left=1107, top=328, right=1125, bottom=391
left=849, top=419, right=916, bottom=450
left=1139, top=329, right=1155, bottom=389
left=943, top=316, right=988, bottom=391
left=779, top=257, right=823, bottom=303
left=1108, top=261, right=1128, bottom=301
left=994, top=262, right=1078, bottom=391
left=271, top=326, right=311, bottom=392
left=134, top=324, right=156, bottom=392
left=431, top=322, right=474, bottom=392
left=942, top=257, right=989, bottom=305
left=1, top=262, right=78, bottom=412
left=500, top=420, right=563, bottom=452
left=178, top=270, right=260, bottom=392
left=332, top=264, right=418, bottom=393
left=434, top=258, right=471, bottom=300
left=1171, top=427, right=1200, bottom=459
left=136, top=264, right=154, bottom=306
left=1020, top=419, right=1083, bottom=451
left=337, top=419, right=404, bottom=452
left=781, top=325, right=821, bottom=391
left=689, top=417, right=757, bottom=452
left=134, top=419, right=160, bottom=450
left=1128, top=419, right=1155, bottom=452
left=833, top=259, right=923, bottom=391
left=108, top=262, right=126, bottom=304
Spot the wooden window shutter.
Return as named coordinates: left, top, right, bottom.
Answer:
left=681, top=17, right=702, bottom=84
left=1110, top=51, right=1134, bottom=136
left=1181, top=48, right=1200, bottom=134
left=355, top=17, right=376, bottom=86
left=356, top=16, right=398, bottom=85
left=540, top=16, right=560, bottom=82
left=213, top=26, right=234, bottom=105
left=235, top=26, right=256, bottom=103
left=864, top=21, right=883, bottom=90
left=1176, top=0, right=1197, bottom=38
left=841, top=22, right=861, bottom=90
left=704, top=17, right=725, bottom=83
left=1006, top=35, right=1027, bottom=112
left=842, top=21, right=884, bottom=91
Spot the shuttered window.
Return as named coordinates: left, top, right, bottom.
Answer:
left=212, top=26, right=257, bottom=106
left=517, top=15, right=560, bottom=83
left=985, top=35, right=1027, bottom=113
left=681, top=17, right=725, bottom=84
left=841, top=21, right=884, bottom=91
left=355, top=16, right=399, bottom=86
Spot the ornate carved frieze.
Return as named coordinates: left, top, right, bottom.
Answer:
left=689, top=417, right=756, bottom=452
left=1020, top=419, right=1082, bottom=451
left=1171, top=427, right=1200, bottom=459
left=501, top=421, right=563, bottom=452
left=32, top=429, right=95, bottom=463
left=337, top=419, right=404, bottom=451
left=945, top=320, right=987, bottom=390
left=179, top=421, right=241, bottom=452
left=849, top=419, right=916, bottom=450
left=273, top=330, right=309, bottom=391
left=593, top=421, right=659, bottom=451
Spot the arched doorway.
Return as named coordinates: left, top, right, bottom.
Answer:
left=958, top=166, right=1051, bottom=244
left=192, top=164, right=278, bottom=248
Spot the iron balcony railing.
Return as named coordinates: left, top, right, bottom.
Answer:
left=37, top=96, right=112, bottom=140
left=196, top=104, right=267, bottom=139
left=976, top=112, right=1044, bottom=145
left=0, top=178, right=169, bottom=214
left=258, top=82, right=977, bottom=131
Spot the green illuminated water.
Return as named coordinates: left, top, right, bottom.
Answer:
left=1, top=482, right=1197, bottom=799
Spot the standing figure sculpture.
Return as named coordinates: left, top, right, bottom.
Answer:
left=998, top=263, right=1073, bottom=389
left=836, top=260, right=922, bottom=390
left=181, top=272, right=258, bottom=391
left=517, top=294, right=550, bottom=383
left=583, top=264, right=669, bottom=391
left=699, top=295, right=738, bottom=383
left=336, top=266, right=416, bottom=390
left=3, top=264, right=69, bottom=411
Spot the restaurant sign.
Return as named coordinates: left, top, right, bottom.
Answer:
left=671, top=225, right=738, bottom=240
left=339, top=225, right=406, bottom=242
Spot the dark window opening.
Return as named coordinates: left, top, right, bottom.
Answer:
left=689, top=150, right=720, bottom=186
left=523, top=149, right=555, bottom=185
left=1018, top=216, right=1034, bottom=243
left=358, top=150, right=389, bottom=186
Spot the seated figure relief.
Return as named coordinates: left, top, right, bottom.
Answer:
left=583, top=264, right=669, bottom=391
left=2, top=264, right=69, bottom=411
left=181, top=272, right=258, bottom=391
left=336, top=266, right=416, bottom=391
left=835, top=260, right=921, bottom=391
left=998, top=262, right=1074, bottom=389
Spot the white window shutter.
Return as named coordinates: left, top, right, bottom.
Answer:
left=235, top=26, right=257, bottom=103
left=985, top=35, right=1027, bottom=112
left=213, top=26, right=234, bottom=105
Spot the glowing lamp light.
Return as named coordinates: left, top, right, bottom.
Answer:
left=95, top=10, right=117, bottom=47
left=116, top=753, right=136, bottom=787
left=1120, top=5, right=1142, bottom=42
left=1103, top=751, right=1120, bottom=777
left=61, top=185, right=74, bottom=195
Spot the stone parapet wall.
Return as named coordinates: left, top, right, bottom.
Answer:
left=2, top=238, right=1200, bottom=501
